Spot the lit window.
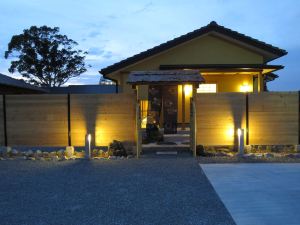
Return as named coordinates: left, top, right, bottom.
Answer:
left=197, top=84, right=217, bottom=93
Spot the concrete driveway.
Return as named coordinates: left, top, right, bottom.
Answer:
left=0, top=157, right=235, bottom=225
left=201, top=163, right=300, bottom=225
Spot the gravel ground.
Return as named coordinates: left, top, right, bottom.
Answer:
left=0, top=157, right=235, bottom=225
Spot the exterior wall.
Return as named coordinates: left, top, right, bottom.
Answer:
left=108, top=34, right=264, bottom=94
left=196, top=92, right=299, bottom=145
left=2, top=94, right=136, bottom=147
left=105, top=34, right=267, bottom=126
left=203, top=74, right=254, bottom=92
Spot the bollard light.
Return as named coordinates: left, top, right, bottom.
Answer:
left=87, top=134, right=92, bottom=144
left=237, top=128, right=244, bottom=156
left=85, top=133, right=92, bottom=159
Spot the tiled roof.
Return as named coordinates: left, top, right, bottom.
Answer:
left=100, top=21, right=287, bottom=75
left=0, top=73, right=46, bottom=92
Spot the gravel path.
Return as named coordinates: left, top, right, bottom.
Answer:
left=0, top=158, right=235, bottom=225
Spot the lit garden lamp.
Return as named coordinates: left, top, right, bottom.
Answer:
left=237, top=128, right=244, bottom=155
left=85, top=134, right=92, bottom=159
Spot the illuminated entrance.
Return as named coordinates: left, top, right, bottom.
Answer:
left=127, top=70, right=204, bottom=157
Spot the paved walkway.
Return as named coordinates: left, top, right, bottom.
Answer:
left=0, top=158, right=235, bottom=225
left=201, top=163, right=300, bottom=225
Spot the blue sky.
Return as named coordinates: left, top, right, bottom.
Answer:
left=0, top=0, right=299, bottom=90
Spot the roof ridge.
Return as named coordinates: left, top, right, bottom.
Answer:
left=100, top=21, right=287, bottom=75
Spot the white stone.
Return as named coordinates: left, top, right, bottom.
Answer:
left=108, top=156, right=116, bottom=160
left=52, top=155, right=59, bottom=161
left=5, top=146, right=12, bottom=153
left=65, top=146, right=74, bottom=158
left=36, top=150, right=42, bottom=155
left=26, top=150, right=34, bottom=157
left=295, top=145, right=300, bottom=152
left=12, top=149, right=18, bottom=155
left=264, top=153, right=274, bottom=158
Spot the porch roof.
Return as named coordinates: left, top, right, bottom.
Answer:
left=127, top=70, right=204, bottom=85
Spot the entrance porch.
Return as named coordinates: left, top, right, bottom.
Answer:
left=127, top=70, right=204, bottom=157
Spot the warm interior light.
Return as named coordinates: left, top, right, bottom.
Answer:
left=240, top=84, right=250, bottom=92
left=184, top=85, right=193, bottom=96
left=197, top=84, right=217, bottom=93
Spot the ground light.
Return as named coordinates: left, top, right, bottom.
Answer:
left=237, top=128, right=244, bottom=155
left=85, top=134, right=92, bottom=159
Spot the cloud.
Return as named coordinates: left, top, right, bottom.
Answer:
left=132, top=2, right=153, bottom=14
left=88, top=31, right=101, bottom=38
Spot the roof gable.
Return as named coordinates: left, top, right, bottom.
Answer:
left=100, top=21, right=287, bottom=76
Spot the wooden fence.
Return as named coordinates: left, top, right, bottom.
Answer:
left=0, top=93, right=136, bottom=147
left=196, top=92, right=300, bottom=145
left=0, top=92, right=299, bottom=148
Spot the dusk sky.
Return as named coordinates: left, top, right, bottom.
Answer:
left=0, top=0, right=299, bottom=90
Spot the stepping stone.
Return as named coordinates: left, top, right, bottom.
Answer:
left=156, top=151, right=177, bottom=155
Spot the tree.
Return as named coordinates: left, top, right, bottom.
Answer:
left=5, top=26, right=88, bottom=87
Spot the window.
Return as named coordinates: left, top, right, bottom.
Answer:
left=197, top=84, right=217, bottom=93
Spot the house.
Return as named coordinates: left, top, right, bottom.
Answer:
left=99, top=21, right=287, bottom=132
left=0, top=73, right=116, bottom=95
left=0, top=73, right=46, bottom=94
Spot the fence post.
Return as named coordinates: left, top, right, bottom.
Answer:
left=67, top=93, right=71, bottom=146
left=2, top=95, right=7, bottom=146
left=245, top=93, right=249, bottom=145
left=136, top=101, right=141, bottom=158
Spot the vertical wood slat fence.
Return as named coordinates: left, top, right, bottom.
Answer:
left=0, top=93, right=136, bottom=147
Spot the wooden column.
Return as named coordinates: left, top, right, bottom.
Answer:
left=192, top=85, right=197, bottom=157
left=181, top=85, right=186, bottom=130
left=258, top=71, right=263, bottom=92
left=135, top=84, right=142, bottom=158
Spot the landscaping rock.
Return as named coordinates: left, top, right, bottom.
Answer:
left=65, top=146, right=74, bottom=158
left=127, top=155, right=134, bottom=159
left=108, top=156, right=117, bottom=160
left=26, top=150, right=34, bottom=157
left=109, top=140, right=127, bottom=157
left=255, top=153, right=263, bottom=158
left=196, top=145, right=205, bottom=156
left=215, top=152, right=228, bottom=157
left=264, top=153, right=274, bottom=158
left=242, top=153, right=255, bottom=158
left=52, top=155, right=59, bottom=161
left=12, top=149, right=19, bottom=156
